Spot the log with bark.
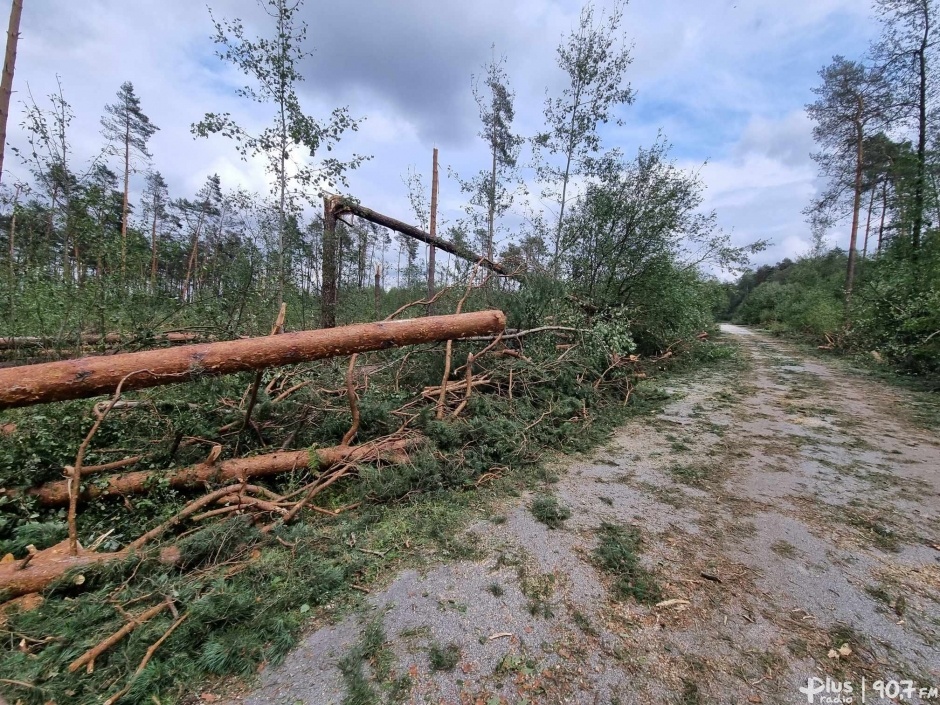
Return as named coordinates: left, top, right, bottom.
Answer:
left=0, top=310, right=506, bottom=409
left=25, top=438, right=415, bottom=506
left=328, top=196, right=510, bottom=277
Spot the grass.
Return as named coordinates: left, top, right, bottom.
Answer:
left=770, top=539, right=798, bottom=559
left=427, top=642, right=460, bottom=671
left=487, top=582, right=504, bottom=597
left=571, top=609, right=597, bottom=636
left=593, top=522, right=661, bottom=604
left=668, top=461, right=720, bottom=487
left=529, top=495, right=571, bottom=529
left=0, top=334, right=738, bottom=703
left=337, top=617, right=403, bottom=705
left=841, top=508, right=902, bottom=552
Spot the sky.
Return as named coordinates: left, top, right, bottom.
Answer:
left=7, top=0, right=879, bottom=275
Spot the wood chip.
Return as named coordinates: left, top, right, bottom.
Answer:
left=655, top=599, right=691, bottom=609
left=488, top=632, right=513, bottom=640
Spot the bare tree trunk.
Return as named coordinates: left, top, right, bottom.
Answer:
left=878, top=177, right=888, bottom=252
left=0, top=310, right=506, bottom=409
left=428, top=147, right=439, bottom=306
left=863, top=181, right=876, bottom=259
left=150, top=193, right=160, bottom=291
left=845, top=114, right=865, bottom=310
left=120, top=120, right=130, bottom=279
left=0, top=0, right=22, bottom=186
left=374, top=263, right=381, bottom=319
left=328, top=196, right=508, bottom=276
left=180, top=212, right=206, bottom=301
left=912, top=18, right=930, bottom=252
left=320, top=196, right=337, bottom=328
left=26, top=438, right=416, bottom=507
left=7, top=182, right=18, bottom=309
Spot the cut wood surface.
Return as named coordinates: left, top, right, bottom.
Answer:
left=0, top=540, right=130, bottom=598
left=329, top=196, right=510, bottom=277
left=28, top=438, right=414, bottom=506
left=0, top=310, right=506, bottom=409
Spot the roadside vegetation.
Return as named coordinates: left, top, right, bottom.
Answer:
left=0, top=0, right=753, bottom=702
left=725, top=0, right=940, bottom=383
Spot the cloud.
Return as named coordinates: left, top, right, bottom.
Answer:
left=4, top=0, right=881, bottom=275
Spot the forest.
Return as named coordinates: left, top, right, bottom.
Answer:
left=0, top=0, right=936, bottom=703
left=726, top=0, right=940, bottom=377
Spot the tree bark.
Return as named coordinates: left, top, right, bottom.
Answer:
left=863, top=181, right=876, bottom=258
left=120, top=119, right=130, bottom=279
left=0, top=541, right=132, bottom=598
left=0, top=310, right=506, bottom=409
left=912, top=16, right=929, bottom=252
left=428, top=148, right=439, bottom=305
left=328, top=196, right=509, bottom=277
left=25, top=438, right=414, bottom=506
left=320, top=196, right=338, bottom=328
left=845, top=110, right=865, bottom=310
left=0, top=0, right=22, bottom=186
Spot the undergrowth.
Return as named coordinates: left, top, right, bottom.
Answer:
left=0, top=296, right=734, bottom=703
left=593, top=522, right=662, bottom=605
left=529, top=495, right=571, bottom=529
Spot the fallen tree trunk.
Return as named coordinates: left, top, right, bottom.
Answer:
left=27, top=438, right=414, bottom=506
left=0, top=310, right=506, bottom=410
left=0, top=543, right=131, bottom=598
left=328, top=196, right=510, bottom=277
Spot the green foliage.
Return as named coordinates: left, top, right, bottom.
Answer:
left=427, top=642, right=461, bottom=671
left=593, top=522, right=661, bottom=604
left=529, top=495, right=571, bottom=529
left=729, top=238, right=940, bottom=376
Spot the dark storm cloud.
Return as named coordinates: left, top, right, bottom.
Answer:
left=293, top=0, right=551, bottom=145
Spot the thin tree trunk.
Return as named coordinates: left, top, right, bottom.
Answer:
left=428, top=147, right=439, bottom=305
left=845, top=113, right=865, bottom=310
left=912, top=22, right=929, bottom=253
left=328, top=196, right=508, bottom=276
left=553, top=87, right=582, bottom=276
left=0, top=0, right=22, bottom=186
left=374, top=264, right=381, bottom=319
left=878, top=177, right=888, bottom=252
left=150, top=193, right=160, bottom=291
left=488, top=126, right=496, bottom=263
left=320, top=196, right=337, bottom=328
left=120, top=120, right=130, bottom=279
left=180, top=210, right=206, bottom=301
left=863, top=181, right=876, bottom=259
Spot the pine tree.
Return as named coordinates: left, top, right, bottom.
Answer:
left=806, top=57, right=892, bottom=306
left=142, top=171, right=170, bottom=290
left=101, top=81, right=159, bottom=280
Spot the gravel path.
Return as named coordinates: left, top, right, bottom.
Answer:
left=230, top=326, right=940, bottom=704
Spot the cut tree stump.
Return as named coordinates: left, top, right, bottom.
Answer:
left=0, top=310, right=506, bottom=409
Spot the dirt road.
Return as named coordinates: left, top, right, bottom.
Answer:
left=235, top=325, right=940, bottom=704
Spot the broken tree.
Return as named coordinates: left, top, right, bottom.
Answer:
left=0, top=310, right=506, bottom=409
left=27, top=438, right=414, bottom=506
left=319, top=194, right=512, bottom=327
